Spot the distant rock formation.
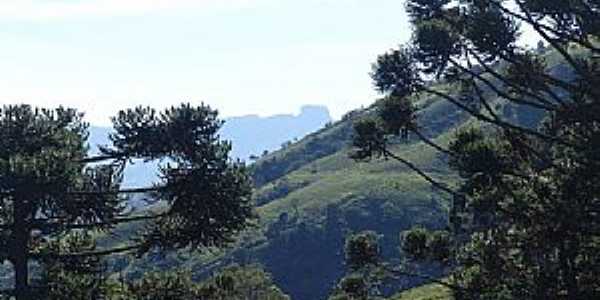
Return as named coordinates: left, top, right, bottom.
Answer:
left=221, top=105, right=331, bottom=160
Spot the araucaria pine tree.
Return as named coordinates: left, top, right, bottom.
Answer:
left=351, top=0, right=600, bottom=298
left=0, top=103, right=254, bottom=299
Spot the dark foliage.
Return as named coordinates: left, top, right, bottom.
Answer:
left=352, top=0, right=600, bottom=298
left=0, top=103, right=254, bottom=299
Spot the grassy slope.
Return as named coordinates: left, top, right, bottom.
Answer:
left=109, top=92, right=467, bottom=300
left=389, top=282, right=453, bottom=300
left=253, top=92, right=463, bottom=225
left=256, top=135, right=455, bottom=224
left=240, top=48, right=561, bottom=296
left=240, top=93, right=470, bottom=299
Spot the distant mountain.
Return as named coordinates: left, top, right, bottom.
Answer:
left=221, top=105, right=331, bottom=160
left=87, top=105, right=332, bottom=188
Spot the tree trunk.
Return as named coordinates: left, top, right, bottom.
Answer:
left=13, top=253, right=29, bottom=300
left=11, top=198, right=30, bottom=300
left=559, top=241, right=579, bottom=299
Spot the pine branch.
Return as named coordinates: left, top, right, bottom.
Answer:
left=33, top=213, right=167, bottom=230
left=0, top=213, right=167, bottom=231
left=381, top=148, right=459, bottom=197
left=420, top=87, right=575, bottom=147
left=68, top=186, right=164, bottom=196
left=0, top=186, right=163, bottom=197
left=410, top=128, right=453, bottom=155
left=466, top=48, right=567, bottom=108
left=32, top=243, right=143, bottom=259
left=74, top=153, right=127, bottom=164
left=490, top=0, right=600, bottom=53
left=449, top=58, right=557, bottom=111
left=515, top=1, right=588, bottom=78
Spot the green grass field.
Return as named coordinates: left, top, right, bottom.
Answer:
left=390, top=282, right=453, bottom=300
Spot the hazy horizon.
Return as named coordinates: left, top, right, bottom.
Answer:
left=0, top=0, right=410, bottom=125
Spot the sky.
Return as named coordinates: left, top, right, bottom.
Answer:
left=0, top=0, right=411, bottom=125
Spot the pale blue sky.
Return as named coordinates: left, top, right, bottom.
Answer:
left=0, top=0, right=410, bottom=125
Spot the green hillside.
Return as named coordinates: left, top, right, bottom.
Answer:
left=389, top=282, right=452, bottom=300
left=1, top=48, right=565, bottom=299
left=246, top=91, right=474, bottom=299
left=107, top=91, right=467, bottom=300
left=101, top=65, right=554, bottom=299
left=229, top=48, right=558, bottom=298
left=0, top=87, right=544, bottom=300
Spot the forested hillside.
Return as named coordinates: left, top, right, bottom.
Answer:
left=2, top=1, right=598, bottom=299
left=109, top=51, right=555, bottom=299
left=0, top=47, right=569, bottom=300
